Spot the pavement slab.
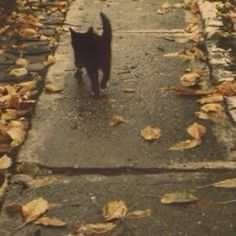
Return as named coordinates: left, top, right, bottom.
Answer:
left=0, top=172, right=236, bottom=236
left=17, top=0, right=234, bottom=169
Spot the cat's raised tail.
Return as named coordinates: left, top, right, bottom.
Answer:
left=100, top=12, right=112, bottom=43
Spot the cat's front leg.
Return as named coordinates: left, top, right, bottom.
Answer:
left=101, top=66, right=110, bottom=89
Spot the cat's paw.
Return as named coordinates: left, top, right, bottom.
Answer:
left=101, top=81, right=109, bottom=89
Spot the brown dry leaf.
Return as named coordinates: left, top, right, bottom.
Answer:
left=212, top=178, right=236, bottom=188
left=161, top=191, right=198, bottom=204
left=44, top=55, right=56, bottom=66
left=125, top=209, right=152, bottom=219
left=140, top=126, right=162, bottom=141
left=6, top=120, right=27, bottom=147
left=180, top=71, right=201, bottom=87
left=109, top=115, right=126, bottom=127
left=187, top=123, right=206, bottom=140
left=197, top=94, right=224, bottom=104
left=76, top=223, right=116, bottom=236
left=0, top=154, right=12, bottom=170
left=18, top=28, right=38, bottom=37
left=9, top=67, right=28, bottom=77
left=18, top=80, right=37, bottom=94
left=217, top=81, right=236, bottom=96
left=22, top=197, right=49, bottom=224
left=102, top=200, right=128, bottom=221
left=35, top=216, right=66, bottom=227
left=45, top=82, right=63, bottom=93
left=200, top=103, right=224, bottom=113
left=169, top=139, right=201, bottom=151
left=16, top=58, right=29, bottom=67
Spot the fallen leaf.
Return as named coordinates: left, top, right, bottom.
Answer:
left=180, top=71, right=200, bottom=87
left=44, top=55, right=56, bottom=66
left=0, top=154, right=12, bottom=170
left=76, top=223, right=116, bottom=235
left=125, top=209, right=152, bottom=219
left=18, top=80, right=37, bottom=94
left=9, top=67, right=28, bottom=77
left=140, top=126, right=162, bottom=141
left=187, top=123, right=206, bottom=140
left=217, top=81, right=236, bottom=96
left=109, top=115, right=126, bottom=127
left=6, top=120, right=27, bottom=147
left=102, top=200, right=128, bottom=221
left=35, top=216, right=66, bottom=227
left=18, top=28, right=38, bottom=37
left=45, top=82, right=63, bottom=93
left=161, top=191, right=198, bottom=204
left=22, top=197, right=49, bottom=224
left=169, top=139, right=201, bottom=151
left=200, top=103, right=224, bottom=113
left=212, top=178, right=236, bottom=188
left=16, top=58, right=29, bottom=67
left=197, top=94, right=224, bottom=104
left=161, top=2, right=172, bottom=9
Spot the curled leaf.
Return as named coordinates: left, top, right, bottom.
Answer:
left=140, top=126, right=162, bottom=141
left=187, top=122, right=206, bottom=140
left=180, top=72, right=200, bottom=87
left=44, top=55, right=56, bottom=66
left=169, top=139, right=201, bottom=151
left=161, top=191, right=198, bottom=204
left=109, top=115, right=126, bottom=127
left=212, top=178, right=236, bottom=188
left=102, top=200, right=128, bottom=221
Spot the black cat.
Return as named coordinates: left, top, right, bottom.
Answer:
left=70, top=12, right=112, bottom=97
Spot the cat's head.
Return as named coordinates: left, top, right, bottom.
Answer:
left=69, top=27, right=94, bottom=41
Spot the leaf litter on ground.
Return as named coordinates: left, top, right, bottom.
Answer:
left=109, top=115, right=126, bottom=127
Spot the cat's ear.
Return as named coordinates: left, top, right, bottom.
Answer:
left=87, top=27, right=94, bottom=34
left=69, top=27, right=76, bottom=34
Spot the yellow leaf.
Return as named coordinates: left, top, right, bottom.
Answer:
left=200, top=103, right=224, bottom=113
left=10, top=67, right=28, bottom=77
left=125, top=209, right=152, bottom=219
left=140, top=126, right=162, bottom=141
left=6, top=120, right=27, bottom=147
left=212, top=178, right=236, bottom=188
left=16, top=58, right=29, bottom=67
left=109, top=115, right=126, bottom=127
left=22, top=197, right=49, bottom=224
left=18, top=28, right=38, bottom=37
left=161, top=2, right=172, bottom=9
left=18, top=80, right=37, bottom=94
left=44, top=55, right=56, bottom=66
left=187, top=122, right=206, bottom=140
left=0, top=155, right=12, bottom=170
left=102, top=200, right=128, bottom=221
left=161, top=191, right=198, bottom=204
left=76, top=223, right=116, bottom=235
left=180, top=72, right=200, bottom=87
left=45, top=82, right=63, bottom=93
left=169, top=139, right=201, bottom=151
left=35, top=216, right=66, bottom=227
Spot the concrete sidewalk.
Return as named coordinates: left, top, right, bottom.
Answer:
left=0, top=0, right=236, bottom=235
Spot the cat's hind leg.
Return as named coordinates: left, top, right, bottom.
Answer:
left=87, top=67, right=99, bottom=96
left=101, top=66, right=110, bottom=89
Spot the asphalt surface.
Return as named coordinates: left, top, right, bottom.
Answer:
left=0, top=0, right=236, bottom=235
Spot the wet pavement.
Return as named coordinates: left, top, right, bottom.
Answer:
left=0, top=0, right=236, bottom=235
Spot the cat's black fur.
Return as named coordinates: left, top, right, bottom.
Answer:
left=70, top=12, right=112, bottom=96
